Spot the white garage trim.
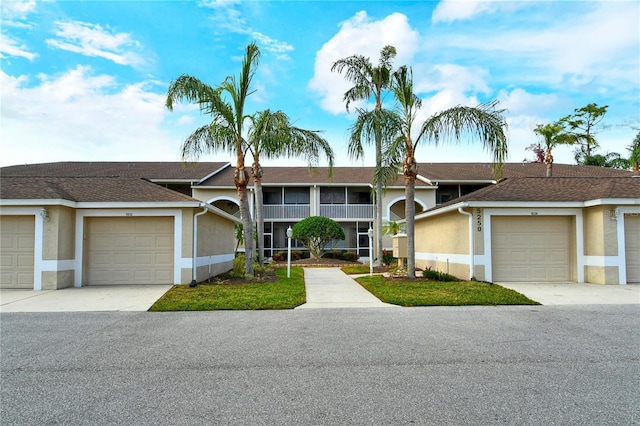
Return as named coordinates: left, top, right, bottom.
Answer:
left=482, top=208, right=584, bottom=283
left=74, top=209, right=184, bottom=287
left=612, top=207, right=640, bottom=285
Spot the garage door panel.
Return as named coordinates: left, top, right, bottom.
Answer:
left=625, top=215, right=640, bottom=284
left=0, top=216, right=35, bottom=289
left=85, top=217, right=174, bottom=285
left=492, top=216, right=572, bottom=282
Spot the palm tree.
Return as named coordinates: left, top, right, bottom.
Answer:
left=629, top=131, right=640, bottom=172
left=533, top=122, right=577, bottom=177
left=332, top=45, right=397, bottom=266
left=166, top=42, right=260, bottom=278
left=246, top=109, right=335, bottom=264
left=388, top=66, right=508, bottom=278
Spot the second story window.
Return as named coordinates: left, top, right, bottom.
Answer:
left=284, top=187, right=310, bottom=205
left=320, top=187, right=346, bottom=204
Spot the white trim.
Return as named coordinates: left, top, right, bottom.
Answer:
left=196, top=162, right=232, bottom=185
left=74, top=209, right=185, bottom=287
left=208, top=196, right=239, bottom=206
left=616, top=207, right=640, bottom=284
left=482, top=208, right=584, bottom=283
left=386, top=196, right=428, bottom=220
left=40, top=259, right=75, bottom=272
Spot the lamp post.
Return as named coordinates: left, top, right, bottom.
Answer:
left=367, top=227, right=374, bottom=276
left=286, top=226, right=293, bottom=278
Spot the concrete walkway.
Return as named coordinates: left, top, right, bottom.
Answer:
left=296, top=268, right=399, bottom=309
left=497, top=281, right=640, bottom=305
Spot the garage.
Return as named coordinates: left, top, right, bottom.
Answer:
left=84, top=217, right=174, bottom=285
left=0, top=215, right=35, bottom=289
left=492, top=216, right=572, bottom=282
left=625, top=214, right=640, bottom=284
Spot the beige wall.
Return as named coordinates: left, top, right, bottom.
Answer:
left=192, top=188, right=238, bottom=204
left=42, top=205, right=75, bottom=260
left=42, top=270, right=74, bottom=290
left=415, top=210, right=472, bottom=279
left=585, top=265, right=619, bottom=285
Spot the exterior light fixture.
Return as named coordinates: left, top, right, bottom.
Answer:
left=40, top=208, right=49, bottom=222
left=367, top=227, right=374, bottom=275
left=286, top=226, right=293, bottom=278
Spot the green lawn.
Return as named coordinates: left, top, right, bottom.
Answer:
left=340, top=265, right=371, bottom=274
left=355, top=275, right=540, bottom=306
left=149, top=267, right=306, bottom=311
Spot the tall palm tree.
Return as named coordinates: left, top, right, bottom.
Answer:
left=388, top=66, right=509, bottom=278
left=533, top=122, right=577, bottom=177
left=166, top=42, right=260, bottom=278
left=246, top=109, right=335, bottom=264
left=332, top=45, right=397, bottom=266
left=629, top=131, right=640, bottom=172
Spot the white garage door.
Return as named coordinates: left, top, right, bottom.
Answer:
left=0, top=216, right=35, bottom=289
left=625, top=215, right=640, bottom=284
left=84, top=217, right=174, bottom=285
left=492, top=216, right=572, bottom=282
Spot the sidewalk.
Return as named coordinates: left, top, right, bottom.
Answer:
left=296, top=268, right=399, bottom=309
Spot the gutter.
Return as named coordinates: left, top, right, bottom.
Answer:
left=457, top=207, right=474, bottom=280
left=191, top=205, right=208, bottom=287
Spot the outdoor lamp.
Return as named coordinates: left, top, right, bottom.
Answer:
left=286, top=226, right=293, bottom=278
left=367, top=227, right=374, bottom=275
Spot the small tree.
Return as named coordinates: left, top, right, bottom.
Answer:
left=291, top=216, right=345, bottom=259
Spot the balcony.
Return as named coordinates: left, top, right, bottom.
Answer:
left=319, top=204, right=374, bottom=219
left=263, top=204, right=310, bottom=219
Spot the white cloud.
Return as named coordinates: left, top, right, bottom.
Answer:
left=309, top=11, right=420, bottom=115
left=432, top=0, right=497, bottom=23
left=0, top=0, right=36, bottom=20
left=414, top=63, right=490, bottom=97
left=45, top=20, right=145, bottom=67
left=0, top=33, right=37, bottom=60
left=0, top=67, right=200, bottom=166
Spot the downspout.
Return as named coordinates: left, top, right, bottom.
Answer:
left=457, top=207, right=474, bottom=280
left=191, top=204, right=208, bottom=287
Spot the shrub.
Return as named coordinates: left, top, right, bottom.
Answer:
left=422, top=269, right=459, bottom=282
left=382, top=250, right=395, bottom=266
left=323, top=250, right=343, bottom=259
left=272, top=250, right=310, bottom=262
left=342, top=251, right=359, bottom=262
left=231, top=254, right=273, bottom=279
left=291, top=216, right=345, bottom=258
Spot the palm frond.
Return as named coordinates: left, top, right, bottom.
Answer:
left=165, top=75, right=218, bottom=113
left=347, top=108, right=402, bottom=161
left=417, top=100, right=508, bottom=179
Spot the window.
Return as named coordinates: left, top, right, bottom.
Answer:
left=284, top=187, right=310, bottom=204
left=263, top=188, right=282, bottom=205
left=320, top=187, right=345, bottom=204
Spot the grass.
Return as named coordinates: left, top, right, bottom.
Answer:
left=341, top=265, right=371, bottom=274
left=355, top=275, right=540, bottom=306
left=149, top=267, right=306, bottom=311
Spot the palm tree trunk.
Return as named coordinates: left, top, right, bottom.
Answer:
left=252, top=161, right=265, bottom=264
left=404, top=150, right=417, bottom=279
left=545, top=148, right=553, bottom=177
left=375, top=135, right=383, bottom=266
left=235, top=165, right=254, bottom=278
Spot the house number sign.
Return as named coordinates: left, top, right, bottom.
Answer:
left=476, top=208, right=482, bottom=232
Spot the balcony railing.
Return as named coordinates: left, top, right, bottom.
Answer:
left=319, top=204, right=374, bottom=219
left=263, top=204, right=310, bottom=219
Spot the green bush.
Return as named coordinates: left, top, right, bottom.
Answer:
left=291, top=216, right=345, bottom=258
left=422, top=269, right=459, bottom=282
left=323, top=250, right=343, bottom=259
left=231, top=254, right=273, bottom=279
left=382, top=250, right=395, bottom=266
left=342, top=251, right=359, bottom=262
left=272, top=250, right=309, bottom=262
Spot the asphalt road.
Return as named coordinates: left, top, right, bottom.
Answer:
left=2, top=305, right=639, bottom=425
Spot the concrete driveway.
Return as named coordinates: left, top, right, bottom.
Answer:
left=497, top=281, right=640, bottom=305
left=0, top=285, right=172, bottom=313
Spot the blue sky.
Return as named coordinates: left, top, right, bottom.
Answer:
left=1, top=0, right=639, bottom=168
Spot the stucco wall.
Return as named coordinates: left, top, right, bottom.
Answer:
left=415, top=210, right=472, bottom=279
left=42, top=270, right=74, bottom=290
left=42, top=205, right=75, bottom=260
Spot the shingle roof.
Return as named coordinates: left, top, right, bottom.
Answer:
left=197, top=166, right=429, bottom=187
left=430, top=177, right=640, bottom=209
left=417, top=162, right=635, bottom=181
left=1, top=161, right=229, bottom=181
left=1, top=176, right=197, bottom=203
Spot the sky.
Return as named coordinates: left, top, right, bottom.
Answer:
left=1, top=0, right=639, bottom=169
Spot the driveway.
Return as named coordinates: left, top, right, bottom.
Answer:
left=497, top=281, right=640, bottom=305
left=0, top=285, right=172, bottom=312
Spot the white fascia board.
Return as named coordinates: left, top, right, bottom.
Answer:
left=200, top=202, right=242, bottom=224
left=584, top=198, right=640, bottom=207
left=430, top=180, right=496, bottom=184
left=150, top=179, right=200, bottom=183
left=74, top=201, right=203, bottom=209
left=415, top=202, right=468, bottom=220
left=464, top=201, right=585, bottom=209
left=0, top=199, right=76, bottom=208
left=416, top=175, right=432, bottom=185
left=196, top=162, right=232, bottom=185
